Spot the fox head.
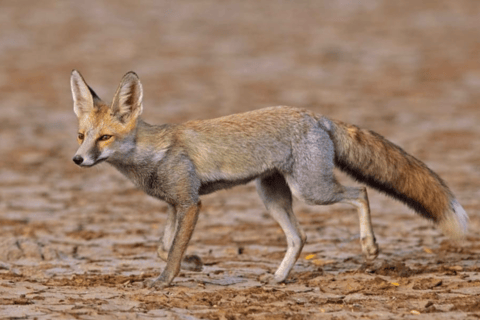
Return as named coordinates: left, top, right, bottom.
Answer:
left=70, top=70, right=143, bottom=167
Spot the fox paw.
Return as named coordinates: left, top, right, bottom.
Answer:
left=143, top=278, right=170, bottom=290
left=361, top=238, right=380, bottom=260
left=258, top=274, right=285, bottom=285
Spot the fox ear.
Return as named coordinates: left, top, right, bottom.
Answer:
left=111, top=71, right=143, bottom=123
left=71, top=70, right=101, bottom=118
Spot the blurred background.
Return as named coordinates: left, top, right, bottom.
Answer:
left=0, top=1, right=479, bottom=317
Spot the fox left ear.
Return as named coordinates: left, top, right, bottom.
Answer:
left=111, top=71, right=143, bottom=123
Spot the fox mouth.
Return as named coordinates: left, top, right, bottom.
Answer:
left=73, top=156, right=108, bottom=167
left=85, top=158, right=108, bottom=167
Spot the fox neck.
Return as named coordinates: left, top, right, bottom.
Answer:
left=106, top=119, right=171, bottom=172
left=106, top=120, right=145, bottom=166
left=105, top=120, right=175, bottom=195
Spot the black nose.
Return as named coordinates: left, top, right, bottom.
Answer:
left=73, top=155, right=84, bottom=165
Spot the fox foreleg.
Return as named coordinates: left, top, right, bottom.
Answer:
left=157, top=203, right=176, bottom=261
left=157, top=203, right=203, bottom=273
left=149, top=202, right=201, bottom=289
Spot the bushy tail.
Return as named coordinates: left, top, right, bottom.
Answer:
left=320, top=117, right=468, bottom=240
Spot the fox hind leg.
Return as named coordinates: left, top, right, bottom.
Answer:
left=287, top=171, right=379, bottom=261
left=157, top=203, right=203, bottom=272
left=256, top=173, right=307, bottom=284
left=286, top=130, right=379, bottom=261
left=341, top=187, right=379, bottom=260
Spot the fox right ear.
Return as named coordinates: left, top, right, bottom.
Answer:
left=111, top=71, right=143, bottom=123
left=71, top=70, right=100, bottom=118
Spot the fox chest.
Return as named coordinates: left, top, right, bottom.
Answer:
left=112, top=163, right=173, bottom=201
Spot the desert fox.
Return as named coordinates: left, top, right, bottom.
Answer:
left=71, top=70, right=468, bottom=288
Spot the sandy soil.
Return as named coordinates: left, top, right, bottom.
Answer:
left=1, top=1, right=479, bottom=319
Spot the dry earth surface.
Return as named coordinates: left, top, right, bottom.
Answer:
left=0, top=1, right=479, bottom=319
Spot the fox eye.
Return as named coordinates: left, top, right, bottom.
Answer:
left=78, top=133, right=84, bottom=140
left=99, top=135, right=112, bottom=141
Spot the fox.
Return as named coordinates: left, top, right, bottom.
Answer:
left=71, top=70, right=468, bottom=289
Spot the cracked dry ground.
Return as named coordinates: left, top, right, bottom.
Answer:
left=1, top=1, right=480, bottom=319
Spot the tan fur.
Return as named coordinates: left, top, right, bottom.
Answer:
left=179, top=107, right=309, bottom=179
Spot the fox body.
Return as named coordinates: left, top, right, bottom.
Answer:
left=71, top=70, right=468, bottom=288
